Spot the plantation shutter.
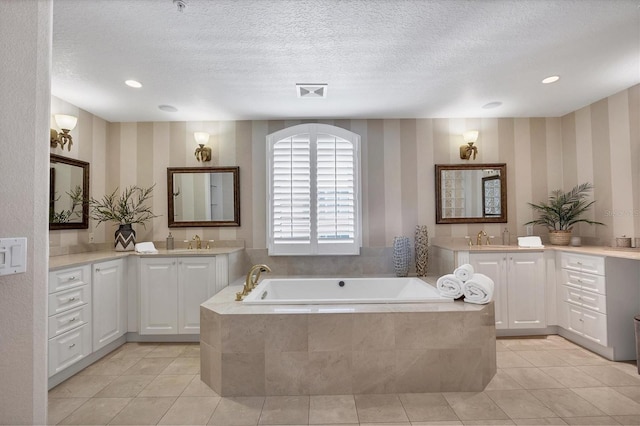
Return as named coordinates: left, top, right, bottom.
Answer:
left=267, top=124, right=361, bottom=256
left=271, top=135, right=311, bottom=245
left=316, top=134, right=355, bottom=244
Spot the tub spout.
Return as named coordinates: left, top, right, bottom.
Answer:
left=236, top=264, right=271, bottom=301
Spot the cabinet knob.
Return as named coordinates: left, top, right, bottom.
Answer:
left=579, top=318, right=584, bottom=322
left=68, top=296, right=76, bottom=302
left=68, top=276, right=76, bottom=281
left=69, top=343, right=76, bottom=348
left=95, top=268, right=100, bottom=272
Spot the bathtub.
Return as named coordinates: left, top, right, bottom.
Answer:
left=242, top=277, right=453, bottom=304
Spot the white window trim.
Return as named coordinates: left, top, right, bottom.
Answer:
left=267, top=123, right=362, bottom=256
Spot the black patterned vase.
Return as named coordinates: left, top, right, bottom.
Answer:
left=114, top=223, right=136, bottom=251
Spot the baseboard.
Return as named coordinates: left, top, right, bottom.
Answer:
left=126, top=332, right=200, bottom=343
left=496, top=326, right=558, bottom=337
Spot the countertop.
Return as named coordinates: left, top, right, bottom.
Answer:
left=431, top=241, right=640, bottom=261
left=49, top=247, right=244, bottom=270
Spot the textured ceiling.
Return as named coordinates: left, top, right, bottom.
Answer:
left=51, top=0, right=640, bottom=122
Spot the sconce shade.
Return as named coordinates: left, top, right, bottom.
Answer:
left=50, top=114, right=78, bottom=151
left=54, top=114, right=78, bottom=131
left=460, top=130, right=479, bottom=160
left=194, top=132, right=210, bottom=144
left=463, top=130, right=479, bottom=144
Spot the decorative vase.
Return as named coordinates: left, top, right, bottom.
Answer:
left=548, top=230, right=572, bottom=246
left=415, top=225, right=429, bottom=276
left=393, top=236, right=410, bottom=277
left=114, top=223, right=136, bottom=251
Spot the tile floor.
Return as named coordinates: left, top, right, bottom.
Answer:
left=48, top=335, right=640, bottom=425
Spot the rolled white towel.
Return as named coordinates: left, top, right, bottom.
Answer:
left=454, top=263, right=474, bottom=282
left=463, top=273, right=495, bottom=304
left=436, top=274, right=465, bottom=299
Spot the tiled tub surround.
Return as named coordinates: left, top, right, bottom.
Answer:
left=200, top=284, right=496, bottom=396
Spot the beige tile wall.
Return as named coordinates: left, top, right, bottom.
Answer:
left=49, top=84, right=640, bottom=252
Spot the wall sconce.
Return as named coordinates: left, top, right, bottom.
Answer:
left=194, top=132, right=212, bottom=162
left=50, top=114, right=78, bottom=151
left=460, top=130, right=479, bottom=160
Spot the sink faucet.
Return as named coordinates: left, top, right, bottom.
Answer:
left=476, top=231, right=487, bottom=246
left=236, top=264, right=271, bottom=301
left=192, top=234, right=202, bottom=250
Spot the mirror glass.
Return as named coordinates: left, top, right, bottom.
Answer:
left=167, top=167, right=240, bottom=227
left=49, top=154, right=90, bottom=230
left=435, top=163, right=507, bottom=224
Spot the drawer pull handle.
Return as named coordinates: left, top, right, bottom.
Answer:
left=68, top=297, right=76, bottom=302
left=69, top=317, right=76, bottom=322
left=95, top=268, right=101, bottom=272
left=69, top=343, right=76, bottom=348
left=67, top=276, right=77, bottom=281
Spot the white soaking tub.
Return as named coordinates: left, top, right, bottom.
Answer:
left=242, top=277, right=453, bottom=304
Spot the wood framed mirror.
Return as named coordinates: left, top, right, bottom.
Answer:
left=49, top=154, right=90, bottom=230
left=435, top=163, right=507, bottom=224
left=167, top=166, right=240, bottom=227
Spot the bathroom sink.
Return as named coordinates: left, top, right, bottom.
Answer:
left=472, top=245, right=514, bottom=250
left=168, top=248, right=217, bottom=254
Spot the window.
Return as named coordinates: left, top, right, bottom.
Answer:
left=267, top=124, right=361, bottom=255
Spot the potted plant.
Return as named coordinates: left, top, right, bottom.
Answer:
left=89, top=185, right=159, bottom=251
left=525, top=182, right=604, bottom=245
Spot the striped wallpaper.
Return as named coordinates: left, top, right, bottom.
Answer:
left=50, top=84, right=639, bottom=252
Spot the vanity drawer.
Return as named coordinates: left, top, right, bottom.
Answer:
left=48, top=285, right=90, bottom=316
left=560, top=253, right=605, bottom=275
left=49, top=265, right=91, bottom=294
left=48, top=323, right=91, bottom=377
left=561, top=285, right=607, bottom=314
left=560, top=269, right=606, bottom=295
left=48, top=304, right=90, bottom=338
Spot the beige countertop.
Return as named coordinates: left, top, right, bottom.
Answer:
left=431, top=241, right=640, bottom=260
left=49, top=247, right=244, bottom=270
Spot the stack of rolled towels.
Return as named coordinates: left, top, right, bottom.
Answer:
left=436, top=263, right=494, bottom=304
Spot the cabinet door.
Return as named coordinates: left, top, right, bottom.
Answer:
left=93, top=259, right=126, bottom=350
left=566, top=303, right=584, bottom=336
left=507, top=252, right=545, bottom=329
left=582, top=309, right=607, bottom=345
left=140, top=258, right=178, bottom=335
left=470, top=253, right=508, bottom=329
left=48, top=324, right=91, bottom=377
left=178, top=257, right=216, bottom=334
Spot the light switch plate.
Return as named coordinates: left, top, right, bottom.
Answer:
left=0, top=238, right=27, bottom=276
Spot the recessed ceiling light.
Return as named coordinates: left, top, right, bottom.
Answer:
left=482, top=101, right=502, bottom=109
left=158, top=105, right=178, bottom=112
left=296, top=83, right=328, bottom=98
left=542, top=75, right=560, bottom=84
left=125, top=80, right=142, bottom=88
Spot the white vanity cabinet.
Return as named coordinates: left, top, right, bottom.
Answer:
left=139, top=256, right=223, bottom=335
left=92, top=259, right=126, bottom=351
left=48, top=265, right=92, bottom=377
left=557, top=252, right=607, bottom=344
left=557, top=252, right=639, bottom=360
left=469, top=251, right=545, bottom=330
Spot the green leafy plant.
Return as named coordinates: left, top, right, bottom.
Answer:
left=89, top=185, right=159, bottom=227
left=525, top=183, right=604, bottom=231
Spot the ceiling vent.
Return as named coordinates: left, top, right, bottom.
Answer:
left=296, top=83, right=328, bottom=98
